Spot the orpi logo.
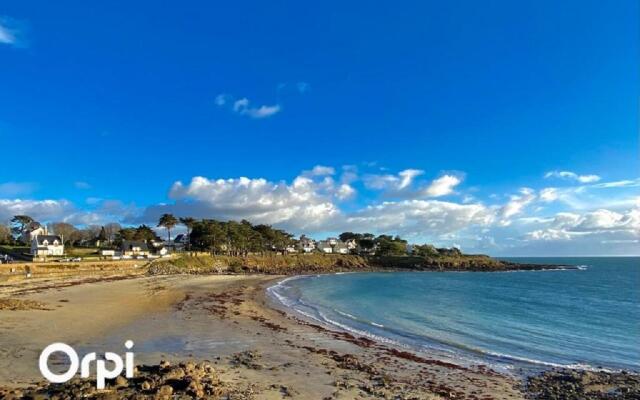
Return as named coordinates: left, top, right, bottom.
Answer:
left=39, top=341, right=135, bottom=389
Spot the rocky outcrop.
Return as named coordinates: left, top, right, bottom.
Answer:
left=526, top=369, right=640, bottom=399
left=147, top=254, right=568, bottom=276
left=0, top=361, right=230, bottom=399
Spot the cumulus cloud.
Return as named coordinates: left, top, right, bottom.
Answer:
left=524, top=207, right=640, bottom=242
left=344, top=200, right=493, bottom=237
left=544, top=170, right=601, bottom=183
left=423, top=175, right=461, bottom=197
left=335, top=184, right=356, bottom=200
left=0, top=198, right=140, bottom=226
left=0, top=199, right=75, bottom=223
left=305, top=165, right=335, bottom=176
left=2, top=164, right=636, bottom=255
left=140, top=175, right=342, bottom=231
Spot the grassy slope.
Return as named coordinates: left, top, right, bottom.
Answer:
left=148, top=253, right=512, bottom=275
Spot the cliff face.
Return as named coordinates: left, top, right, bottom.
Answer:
left=147, top=254, right=565, bottom=275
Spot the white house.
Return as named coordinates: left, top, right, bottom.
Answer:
left=316, top=240, right=333, bottom=253
left=31, top=235, right=64, bottom=257
left=297, top=235, right=316, bottom=253
left=345, top=239, right=357, bottom=251
left=121, top=241, right=150, bottom=257
left=333, top=241, right=350, bottom=254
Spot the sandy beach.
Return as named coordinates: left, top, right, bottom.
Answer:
left=0, top=271, right=531, bottom=399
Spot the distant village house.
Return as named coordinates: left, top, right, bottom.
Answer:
left=30, top=235, right=64, bottom=257
left=120, top=240, right=150, bottom=257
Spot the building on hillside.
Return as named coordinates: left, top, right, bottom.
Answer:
left=297, top=235, right=316, bottom=253
left=30, top=235, right=64, bottom=257
left=99, top=249, right=116, bottom=257
left=172, top=233, right=189, bottom=251
left=316, top=240, right=333, bottom=253
left=120, top=240, right=150, bottom=257
left=345, top=239, right=357, bottom=251
left=327, top=237, right=338, bottom=246
left=21, top=222, right=47, bottom=244
left=333, top=241, right=350, bottom=254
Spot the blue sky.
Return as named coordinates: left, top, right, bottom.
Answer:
left=0, top=1, right=638, bottom=255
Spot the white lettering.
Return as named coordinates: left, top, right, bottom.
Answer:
left=39, top=341, right=135, bottom=388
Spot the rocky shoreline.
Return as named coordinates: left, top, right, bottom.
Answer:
left=525, top=369, right=640, bottom=400
left=147, top=254, right=571, bottom=276
left=3, top=270, right=635, bottom=399
left=2, top=358, right=638, bottom=399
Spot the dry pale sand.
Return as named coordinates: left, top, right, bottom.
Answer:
left=0, top=274, right=527, bottom=399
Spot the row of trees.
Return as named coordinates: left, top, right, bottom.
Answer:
left=1, top=212, right=460, bottom=258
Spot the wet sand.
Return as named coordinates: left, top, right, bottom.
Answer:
left=0, top=273, right=527, bottom=399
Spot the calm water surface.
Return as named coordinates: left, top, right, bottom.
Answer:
left=268, top=257, right=639, bottom=372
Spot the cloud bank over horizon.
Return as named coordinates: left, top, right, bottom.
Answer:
left=0, top=166, right=638, bottom=256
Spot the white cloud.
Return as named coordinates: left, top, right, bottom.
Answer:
left=363, top=169, right=425, bottom=192
left=423, top=175, right=461, bottom=197
left=336, top=184, right=356, bottom=200
left=231, top=98, right=281, bottom=118
left=0, top=199, right=75, bottom=223
left=216, top=94, right=281, bottom=119
left=0, top=19, right=17, bottom=45
left=499, top=188, right=536, bottom=223
left=544, top=170, right=601, bottom=183
left=344, top=200, right=493, bottom=237
left=306, top=165, right=335, bottom=176
left=398, top=169, right=424, bottom=190
left=144, top=175, right=341, bottom=231
left=523, top=207, right=640, bottom=242
left=593, top=179, right=640, bottom=189
left=539, top=187, right=559, bottom=202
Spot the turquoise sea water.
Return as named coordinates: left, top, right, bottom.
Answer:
left=268, top=257, right=639, bottom=373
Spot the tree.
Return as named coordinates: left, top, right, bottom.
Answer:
left=0, top=224, right=12, bottom=244
left=158, top=214, right=178, bottom=242
left=97, top=226, right=107, bottom=244
left=375, top=235, right=408, bottom=256
left=339, top=232, right=359, bottom=242
left=114, top=225, right=161, bottom=245
left=190, top=219, right=226, bottom=255
left=104, top=223, right=122, bottom=244
left=412, top=244, right=439, bottom=257
left=134, top=225, right=161, bottom=242
left=10, top=215, right=34, bottom=238
left=179, top=217, right=196, bottom=250
left=49, top=222, right=77, bottom=245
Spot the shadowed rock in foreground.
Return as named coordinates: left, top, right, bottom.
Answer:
left=0, top=361, right=234, bottom=399
left=526, top=369, right=640, bottom=400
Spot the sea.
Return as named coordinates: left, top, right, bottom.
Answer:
left=267, top=257, right=639, bottom=374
